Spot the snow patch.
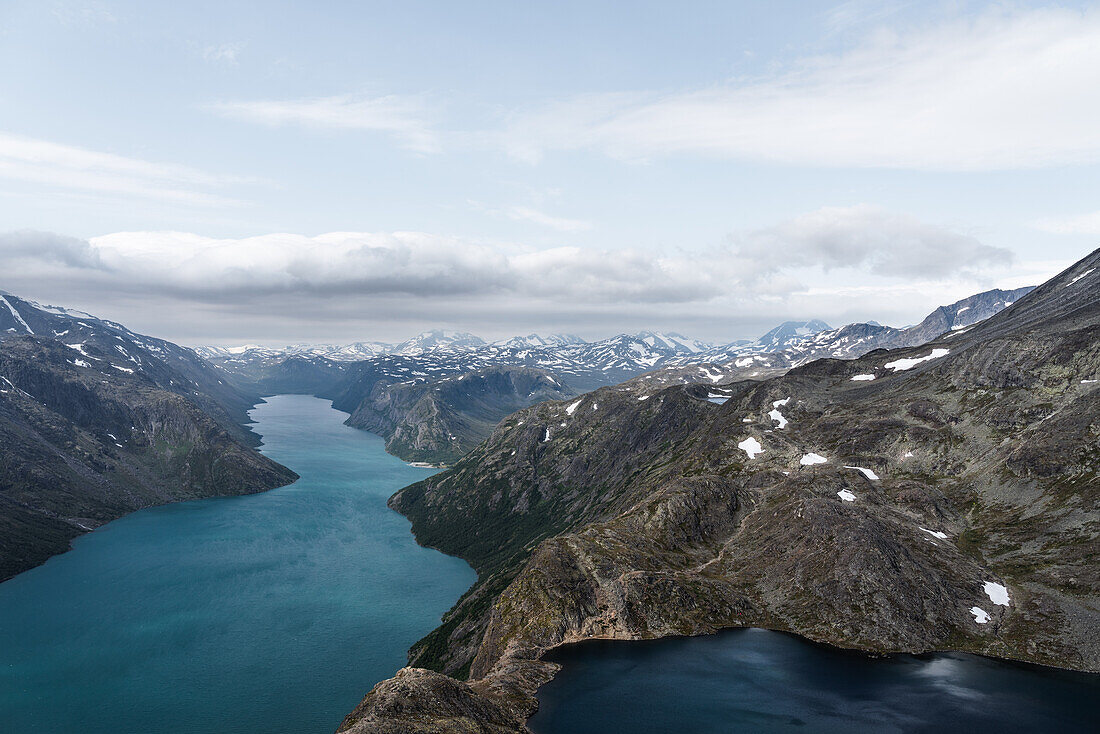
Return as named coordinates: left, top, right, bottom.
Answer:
left=0, top=295, right=34, bottom=334
left=800, top=452, right=828, bottom=466
left=850, top=374, right=876, bottom=381
left=837, top=489, right=856, bottom=502
left=884, top=348, right=950, bottom=372
left=565, top=400, right=582, bottom=415
left=738, top=437, right=764, bottom=459
left=970, top=607, right=990, bottom=624
left=983, top=581, right=1010, bottom=606
left=768, top=397, right=790, bottom=428
left=843, top=466, right=879, bottom=480
left=920, top=527, right=948, bottom=540
left=1068, top=267, right=1095, bottom=286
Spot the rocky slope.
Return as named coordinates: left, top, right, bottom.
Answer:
left=339, top=255, right=1097, bottom=733
left=1, top=292, right=263, bottom=445
left=344, top=367, right=573, bottom=465
left=0, top=295, right=297, bottom=582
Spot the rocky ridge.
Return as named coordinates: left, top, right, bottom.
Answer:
left=338, top=256, right=1097, bottom=733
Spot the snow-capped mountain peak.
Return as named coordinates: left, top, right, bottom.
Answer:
left=390, top=330, right=487, bottom=355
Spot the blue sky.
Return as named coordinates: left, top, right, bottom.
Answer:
left=0, top=0, right=1097, bottom=344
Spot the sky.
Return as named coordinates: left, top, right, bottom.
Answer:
left=0, top=0, right=1098, bottom=346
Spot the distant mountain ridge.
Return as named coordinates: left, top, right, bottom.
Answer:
left=197, top=287, right=1035, bottom=468
left=199, top=288, right=1032, bottom=383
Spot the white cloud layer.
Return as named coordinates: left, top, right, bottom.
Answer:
left=731, top=205, right=1009, bottom=279
left=499, top=7, right=1100, bottom=170
left=210, top=93, right=440, bottom=153
left=0, top=206, right=1026, bottom=342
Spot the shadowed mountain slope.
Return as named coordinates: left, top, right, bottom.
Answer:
left=0, top=295, right=297, bottom=582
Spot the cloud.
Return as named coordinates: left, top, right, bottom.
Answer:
left=505, top=206, right=591, bottom=232
left=50, top=2, right=115, bottom=27
left=1033, top=210, right=1100, bottom=236
left=730, top=204, right=1012, bottom=279
left=210, top=93, right=440, bottom=153
left=0, top=229, right=102, bottom=268
left=0, top=208, right=1025, bottom=343
left=822, top=0, right=907, bottom=36
left=0, top=132, right=250, bottom=206
left=201, top=42, right=243, bottom=65
left=499, top=7, right=1100, bottom=170
left=0, top=206, right=1008, bottom=304
left=65, top=230, right=709, bottom=303
left=469, top=201, right=592, bottom=232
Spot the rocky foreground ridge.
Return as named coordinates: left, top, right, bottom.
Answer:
left=339, top=253, right=1099, bottom=733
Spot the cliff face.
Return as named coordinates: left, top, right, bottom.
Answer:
left=340, top=252, right=1100, bottom=733
left=0, top=308, right=298, bottom=581
left=344, top=367, right=573, bottom=465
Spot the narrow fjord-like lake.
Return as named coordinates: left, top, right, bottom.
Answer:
left=0, top=395, right=475, bottom=734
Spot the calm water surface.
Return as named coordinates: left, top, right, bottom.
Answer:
left=531, top=628, right=1100, bottom=734
left=0, top=395, right=475, bottom=734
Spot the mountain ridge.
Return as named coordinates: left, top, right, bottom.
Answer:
left=337, top=253, right=1097, bottom=734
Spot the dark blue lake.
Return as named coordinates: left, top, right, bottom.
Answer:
left=530, top=628, right=1100, bottom=733
left=0, top=395, right=476, bottom=734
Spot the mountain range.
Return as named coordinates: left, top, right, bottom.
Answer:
left=196, top=286, right=1033, bottom=465
left=338, top=253, right=1099, bottom=734
left=0, top=279, right=1037, bottom=580
left=2, top=256, right=1092, bottom=734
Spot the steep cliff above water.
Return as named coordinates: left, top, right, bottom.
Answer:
left=343, top=366, right=574, bottom=466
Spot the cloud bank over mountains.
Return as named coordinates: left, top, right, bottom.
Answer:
left=0, top=204, right=1029, bottom=344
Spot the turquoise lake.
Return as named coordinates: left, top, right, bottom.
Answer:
left=0, top=395, right=476, bottom=734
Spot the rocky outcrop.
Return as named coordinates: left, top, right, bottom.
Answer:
left=337, top=667, right=531, bottom=734
left=345, top=252, right=1099, bottom=731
